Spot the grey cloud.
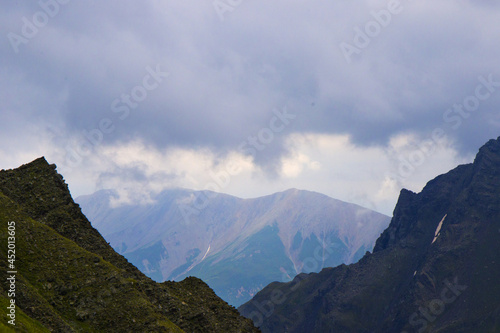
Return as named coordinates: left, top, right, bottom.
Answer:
left=1, top=0, right=500, bottom=175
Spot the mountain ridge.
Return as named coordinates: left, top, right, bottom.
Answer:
left=0, top=157, right=259, bottom=332
left=239, top=136, right=500, bottom=332
left=77, top=186, right=390, bottom=306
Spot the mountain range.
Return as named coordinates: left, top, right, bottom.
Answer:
left=77, top=188, right=390, bottom=307
left=239, top=136, right=500, bottom=332
left=4, top=137, right=499, bottom=332
left=0, top=158, right=258, bottom=332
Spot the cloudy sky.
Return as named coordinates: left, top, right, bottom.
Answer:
left=1, top=0, right=500, bottom=215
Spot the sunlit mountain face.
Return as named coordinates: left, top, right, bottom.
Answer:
left=77, top=188, right=390, bottom=306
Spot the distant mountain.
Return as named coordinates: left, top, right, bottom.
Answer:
left=239, top=137, right=500, bottom=332
left=77, top=188, right=390, bottom=307
left=0, top=158, right=258, bottom=332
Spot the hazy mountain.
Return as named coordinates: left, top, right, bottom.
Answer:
left=77, top=188, right=390, bottom=307
left=239, top=137, right=500, bottom=332
left=0, top=158, right=258, bottom=332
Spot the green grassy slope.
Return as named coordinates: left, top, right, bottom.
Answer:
left=0, top=158, right=259, bottom=332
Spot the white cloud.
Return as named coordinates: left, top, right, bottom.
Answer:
left=13, top=131, right=467, bottom=216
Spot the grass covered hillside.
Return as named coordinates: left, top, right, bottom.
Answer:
left=0, top=157, right=259, bottom=332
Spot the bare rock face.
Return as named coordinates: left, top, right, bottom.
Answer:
left=239, top=137, right=500, bottom=333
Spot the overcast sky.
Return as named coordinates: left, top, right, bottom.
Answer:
left=1, top=1, right=500, bottom=215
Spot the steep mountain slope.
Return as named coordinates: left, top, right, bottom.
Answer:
left=77, top=188, right=389, bottom=306
left=239, top=137, right=500, bottom=333
left=0, top=158, right=259, bottom=332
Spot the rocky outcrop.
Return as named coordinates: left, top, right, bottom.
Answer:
left=239, top=137, right=500, bottom=333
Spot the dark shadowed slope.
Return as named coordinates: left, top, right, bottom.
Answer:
left=239, top=136, right=500, bottom=333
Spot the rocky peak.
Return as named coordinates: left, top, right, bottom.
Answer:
left=240, top=136, right=500, bottom=333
